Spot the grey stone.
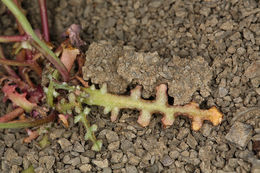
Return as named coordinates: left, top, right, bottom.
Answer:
left=200, top=123, right=212, bottom=137
left=126, top=165, right=138, bottom=173
left=83, top=150, right=96, bottom=159
left=243, top=29, right=254, bottom=41
left=177, top=128, right=190, bottom=140
left=252, top=160, right=260, bottom=173
left=217, top=144, right=229, bottom=152
left=181, top=150, right=189, bottom=157
left=149, top=1, right=162, bottom=8
left=0, top=140, right=5, bottom=157
left=225, top=122, right=253, bottom=149
left=218, top=87, right=228, bottom=97
left=220, top=20, right=234, bottom=30
left=68, top=157, right=81, bottom=166
left=121, top=139, right=134, bottom=152
left=79, top=164, right=92, bottom=173
left=179, top=141, right=189, bottom=151
left=160, top=155, right=173, bottom=167
left=111, top=152, right=123, bottom=163
left=127, top=152, right=141, bottom=166
left=73, top=141, right=85, bottom=153
left=111, top=163, right=125, bottom=169
left=200, top=7, right=211, bottom=17
left=58, top=138, right=73, bottom=152
left=228, top=158, right=238, bottom=167
left=105, top=130, right=119, bottom=143
left=102, top=167, right=112, bottom=173
left=39, top=156, right=55, bottom=170
left=237, top=47, right=246, bottom=55
left=3, top=134, right=15, bottom=147
left=123, top=131, right=136, bottom=140
left=186, top=134, right=198, bottom=149
left=244, top=61, right=260, bottom=79
left=63, top=154, right=70, bottom=164
left=169, top=150, right=180, bottom=160
left=108, top=141, right=120, bottom=151
left=50, top=129, right=65, bottom=140
left=200, top=161, right=211, bottom=173
left=80, top=155, right=90, bottom=164
left=4, top=148, right=22, bottom=165
left=92, top=159, right=109, bottom=168
left=13, top=140, right=28, bottom=156
left=145, top=164, right=159, bottom=173
left=199, top=146, right=213, bottom=161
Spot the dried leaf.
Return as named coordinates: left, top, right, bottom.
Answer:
left=60, top=44, right=80, bottom=72
left=64, top=24, right=86, bottom=48
left=24, top=129, right=39, bottom=143
left=58, top=114, right=69, bottom=128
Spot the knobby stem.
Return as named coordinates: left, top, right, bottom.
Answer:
left=1, top=0, right=69, bottom=81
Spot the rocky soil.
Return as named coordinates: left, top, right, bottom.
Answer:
left=0, top=0, right=260, bottom=173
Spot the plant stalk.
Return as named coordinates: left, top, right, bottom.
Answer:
left=0, top=35, right=28, bottom=42
left=0, top=46, right=19, bottom=78
left=0, top=112, right=56, bottom=128
left=38, top=0, right=49, bottom=41
left=0, top=107, right=24, bottom=123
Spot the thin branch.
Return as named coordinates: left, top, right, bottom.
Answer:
left=0, top=111, right=57, bottom=128
left=0, top=35, right=28, bottom=43
left=0, top=58, right=33, bottom=66
left=0, top=46, right=19, bottom=78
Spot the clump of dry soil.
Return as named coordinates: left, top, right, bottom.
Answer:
left=83, top=41, right=212, bottom=105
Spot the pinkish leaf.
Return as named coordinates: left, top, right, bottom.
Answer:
left=60, top=45, right=80, bottom=72
left=2, top=84, right=36, bottom=112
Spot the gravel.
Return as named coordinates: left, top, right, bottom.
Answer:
left=225, top=122, right=253, bottom=149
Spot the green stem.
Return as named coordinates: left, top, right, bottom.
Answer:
left=1, top=0, right=69, bottom=81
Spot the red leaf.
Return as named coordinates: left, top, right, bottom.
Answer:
left=2, top=84, right=36, bottom=112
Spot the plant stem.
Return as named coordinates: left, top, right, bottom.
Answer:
left=0, top=107, right=24, bottom=123
left=0, top=35, right=28, bottom=42
left=0, top=58, right=33, bottom=66
left=0, top=59, right=42, bottom=77
left=38, top=0, right=49, bottom=41
left=0, top=112, right=56, bottom=128
left=1, top=0, right=69, bottom=81
left=13, top=0, right=25, bottom=34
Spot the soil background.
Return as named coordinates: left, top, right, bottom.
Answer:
left=0, top=0, right=260, bottom=173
